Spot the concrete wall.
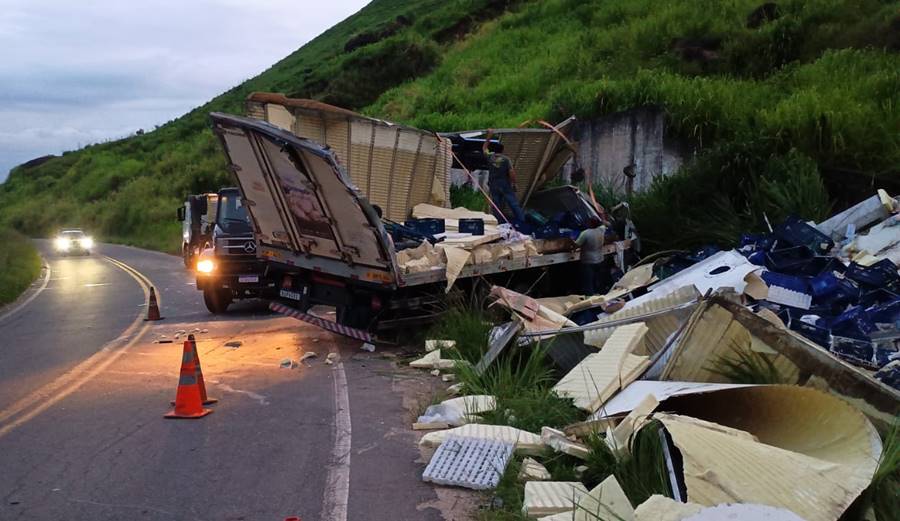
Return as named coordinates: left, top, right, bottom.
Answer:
left=570, top=107, right=684, bottom=195
left=450, top=107, right=686, bottom=195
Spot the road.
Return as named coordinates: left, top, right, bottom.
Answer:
left=0, top=241, right=454, bottom=521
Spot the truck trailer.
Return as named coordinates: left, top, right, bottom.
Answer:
left=207, top=95, right=634, bottom=340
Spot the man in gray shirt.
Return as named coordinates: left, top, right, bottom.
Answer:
left=575, top=218, right=607, bottom=294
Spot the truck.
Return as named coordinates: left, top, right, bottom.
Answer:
left=206, top=94, right=634, bottom=341
left=177, top=193, right=217, bottom=268
left=191, top=187, right=276, bottom=313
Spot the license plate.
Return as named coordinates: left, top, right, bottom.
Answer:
left=238, top=275, right=259, bottom=283
left=279, top=289, right=302, bottom=301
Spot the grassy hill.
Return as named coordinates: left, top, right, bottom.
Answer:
left=1, top=0, right=898, bottom=253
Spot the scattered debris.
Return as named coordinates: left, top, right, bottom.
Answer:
left=634, top=495, right=704, bottom=521
left=522, top=481, right=588, bottom=517
left=553, top=322, right=649, bottom=411
left=422, top=436, right=513, bottom=490
left=446, top=382, right=464, bottom=395
left=360, top=342, right=376, bottom=352
left=430, top=369, right=441, bottom=377
left=575, top=475, right=634, bottom=521
left=441, top=374, right=455, bottom=382
left=325, top=352, right=340, bottom=365
left=474, top=321, right=522, bottom=375
left=541, top=427, right=590, bottom=459
left=279, top=358, right=296, bottom=369
left=420, top=424, right=543, bottom=455
left=426, top=339, right=456, bottom=352
left=417, top=395, right=496, bottom=427
left=517, top=457, right=551, bottom=482
left=201, top=329, right=208, bottom=334
left=224, top=340, right=242, bottom=348
left=300, top=352, right=318, bottom=364
left=410, top=349, right=457, bottom=370
left=413, top=422, right=451, bottom=431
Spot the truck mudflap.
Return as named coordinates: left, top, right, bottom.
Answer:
left=270, top=302, right=374, bottom=343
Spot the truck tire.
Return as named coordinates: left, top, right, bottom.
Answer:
left=183, top=245, right=192, bottom=268
left=203, top=287, right=232, bottom=314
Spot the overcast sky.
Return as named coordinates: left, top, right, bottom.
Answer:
left=0, top=0, right=370, bottom=182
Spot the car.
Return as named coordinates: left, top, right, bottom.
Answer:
left=54, top=229, right=94, bottom=256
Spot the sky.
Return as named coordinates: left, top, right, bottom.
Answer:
left=0, top=0, right=371, bottom=182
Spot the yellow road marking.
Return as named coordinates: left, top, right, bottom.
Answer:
left=0, top=255, right=155, bottom=438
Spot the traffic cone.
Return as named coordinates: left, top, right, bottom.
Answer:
left=145, top=287, right=164, bottom=321
left=164, top=340, right=213, bottom=419
left=171, top=335, right=217, bottom=406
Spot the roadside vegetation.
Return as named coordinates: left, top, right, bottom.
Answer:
left=2, top=0, right=898, bottom=254
left=0, top=228, right=42, bottom=306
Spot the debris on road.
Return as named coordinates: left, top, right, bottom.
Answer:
left=325, top=352, right=339, bottom=365
left=279, top=358, right=296, bottom=369
left=417, top=395, right=496, bottom=427
left=422, top=436, right=513, bottom=490
left=360, top=342, right=376, bottom=352
left=441, top=373, right=455, bottom=382
left=410, top=349, right=457, bottom=370
left=430, top=369, right=441, bottom=377
left=300, top=352, right=318, bottom=364
left=224, top=340, right=242, bottom=348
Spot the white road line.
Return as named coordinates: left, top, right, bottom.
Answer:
left=0, top=260, right=51, bottom=324
left=322, top=362, right=352, bottom=521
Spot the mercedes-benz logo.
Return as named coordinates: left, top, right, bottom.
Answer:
left=243, top=241, right=257, bottom=253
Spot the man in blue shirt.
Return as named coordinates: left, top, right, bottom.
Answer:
left=483, top=130, right=526, bottom=224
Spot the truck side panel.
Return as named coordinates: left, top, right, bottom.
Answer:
left=212, top=113, right=396, bottom=276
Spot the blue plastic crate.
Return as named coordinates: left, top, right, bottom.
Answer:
left=458, top=218, right=484, bottom=235
left=774, top=216, right=834, bottom=254
left=403, top=218, right=445, bottom=236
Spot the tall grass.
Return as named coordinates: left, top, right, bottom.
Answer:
left=0, top=228, right=42, bottom=306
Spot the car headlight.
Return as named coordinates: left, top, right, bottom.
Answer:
left=79, top=237, right=94, bottom=249
left=55, top=237, right=70, bottom=250
left=196, top=259, right=215, bottom=273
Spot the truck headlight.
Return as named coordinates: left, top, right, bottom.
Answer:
left=55, top=237, right=71, bottom=251
left=197, top=259, right=215, bottom=273
left=79, top=237, right=94, bottom=249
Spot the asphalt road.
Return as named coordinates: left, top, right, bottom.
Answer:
left=0, top=241, right=449, bottom=520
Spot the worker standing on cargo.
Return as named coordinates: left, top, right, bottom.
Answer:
left=483, top=129, right=526, bottom=225
left=575, top=218, right=607, bottom=295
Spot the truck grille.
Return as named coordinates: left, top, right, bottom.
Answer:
left=217, top=237, right=257, bottom=258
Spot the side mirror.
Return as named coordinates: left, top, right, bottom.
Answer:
left=177, top=207, right=185, bottom=221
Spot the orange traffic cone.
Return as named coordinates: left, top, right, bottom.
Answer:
left=171, top=335, right=217, bottom=406
left=165, top=340, right=213, bottom=419
left=145, top=287, right=164, bottom=321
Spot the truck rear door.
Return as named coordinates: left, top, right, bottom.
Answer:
left=210, top=113, right=393, bottom=271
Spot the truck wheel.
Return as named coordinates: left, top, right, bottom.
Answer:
left=203, top=287, right=232, bottom=314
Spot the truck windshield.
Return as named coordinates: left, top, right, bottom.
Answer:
left=218, top=194, right=250, bottom=225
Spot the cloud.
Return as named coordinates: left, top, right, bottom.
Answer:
left=0, top=0, right=370, bottom=181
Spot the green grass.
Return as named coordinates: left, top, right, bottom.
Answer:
left=451, top=185, right=490, bottom=213
left=0, top=228, right=42, bottom=306
left=3, top=0, right=898, bottom=253
left=425, top=305, right=493, bottom=363
left=706, top=340, right=790, bottom=384
left=871, top=421, right=900, bottom=521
